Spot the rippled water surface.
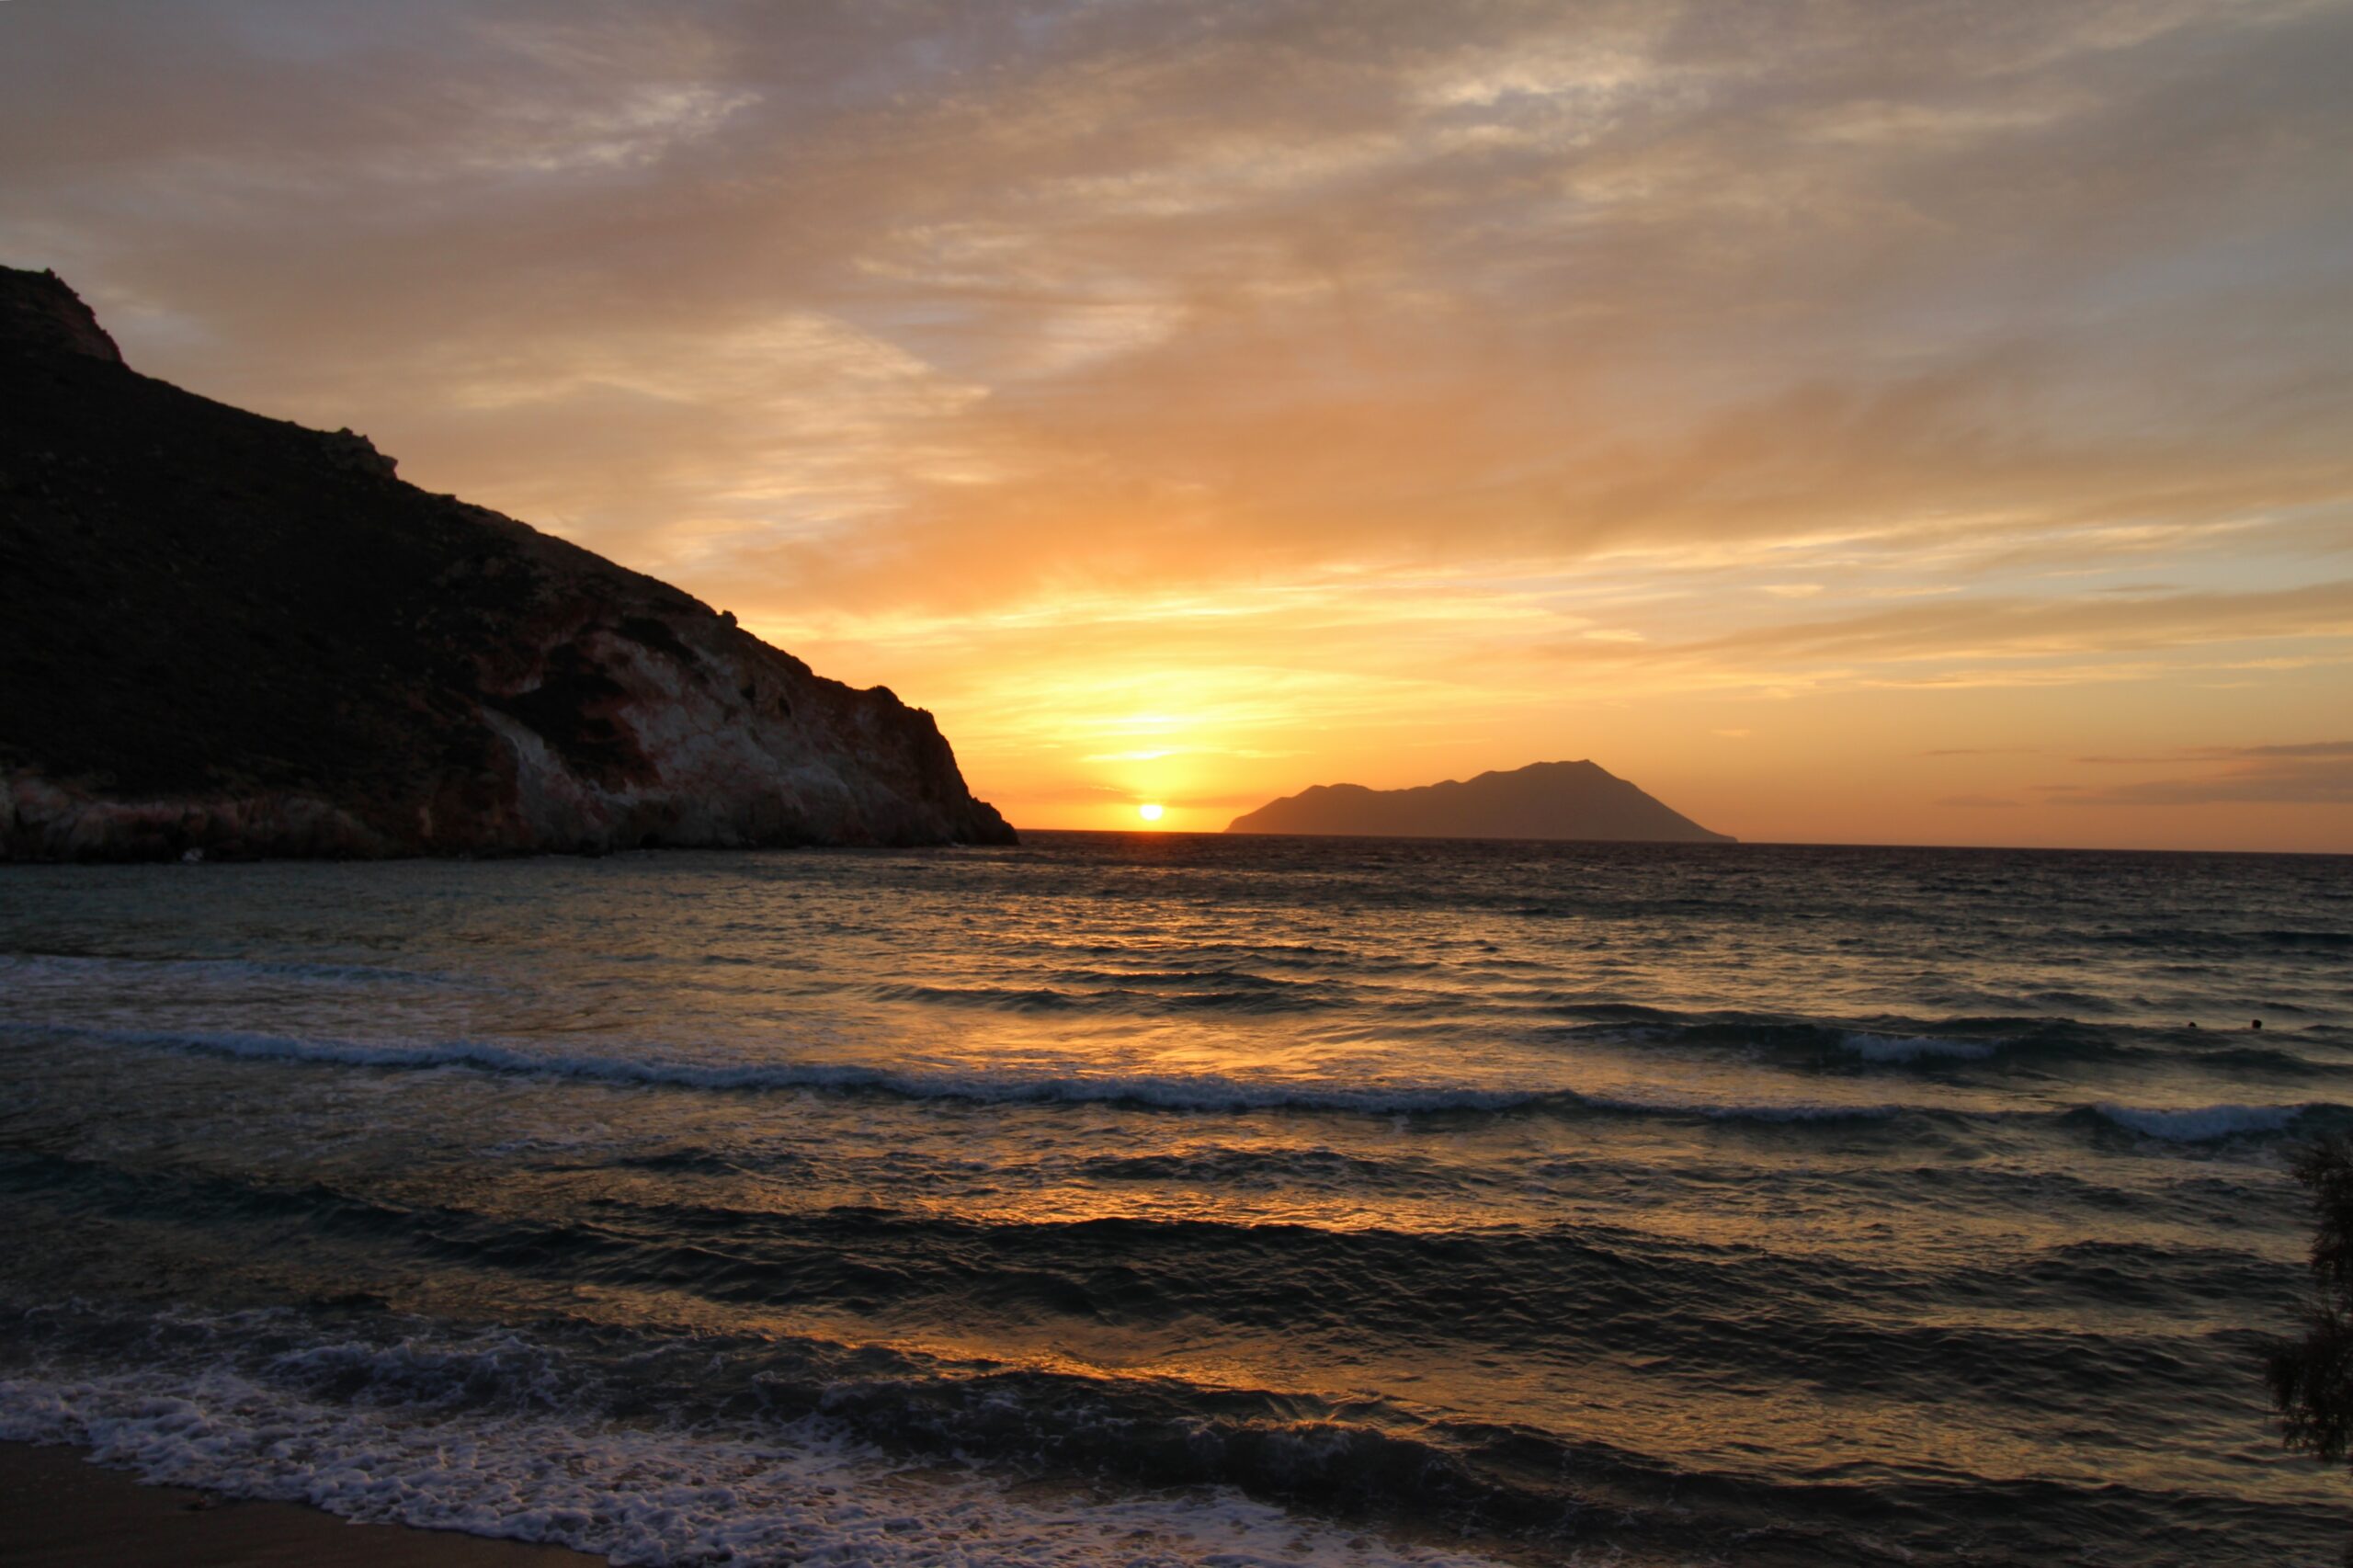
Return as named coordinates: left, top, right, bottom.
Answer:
left=2, top=834, right=2349, bottom=1564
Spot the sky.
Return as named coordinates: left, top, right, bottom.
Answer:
left=4, top=0, right=2349, bottom=849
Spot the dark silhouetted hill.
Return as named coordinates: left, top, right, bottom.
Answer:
left=0, top=265, right=1013, bottom=859
left=1227, top=760, right=1733, bottom=843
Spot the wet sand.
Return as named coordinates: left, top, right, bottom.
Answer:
left=0, top=1441, right=601, bottom=1567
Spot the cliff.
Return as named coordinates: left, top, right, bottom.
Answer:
left=1226, top=760, right=1733, bottom=843
left=0, top=266, right=1015, bottom=859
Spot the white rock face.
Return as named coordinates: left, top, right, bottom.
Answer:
left=3, top=587, right=1013, bottom=858
left=445, top=588, right=1011, bottom=855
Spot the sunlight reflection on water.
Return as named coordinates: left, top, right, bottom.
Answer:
left=1, top=835, right=2348, bottom=1563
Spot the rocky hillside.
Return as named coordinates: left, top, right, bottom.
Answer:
left=0, top=266, right=1014, bottom=859
left=1227, top=760, right=1733, bottom=843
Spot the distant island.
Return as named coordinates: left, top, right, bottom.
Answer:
left=0, top=266, right=1014, bottom=859
left=1226, top=760, right=1733, bottom=843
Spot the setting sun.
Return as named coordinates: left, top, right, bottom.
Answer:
left=1136, top=802, right=1165, bottom=823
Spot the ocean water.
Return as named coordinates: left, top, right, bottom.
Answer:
left=1, top=834, right=2349, bottom=1566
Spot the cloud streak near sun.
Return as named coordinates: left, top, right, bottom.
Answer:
left=4, top=0, right=2348, bottom=846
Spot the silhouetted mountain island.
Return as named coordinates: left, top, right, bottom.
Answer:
left=1227, top=761, right=1733, bottom=843
left=0, top=266, right=1014, bottom=859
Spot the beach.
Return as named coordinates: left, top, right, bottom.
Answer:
left=0, top=1439, right=597, bottom=1567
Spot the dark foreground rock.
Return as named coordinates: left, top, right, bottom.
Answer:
left=0, top=266, right=1014, bottom=859
left=1227, top=759, right=1733, bottom=843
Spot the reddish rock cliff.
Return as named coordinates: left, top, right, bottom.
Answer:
left=0, top=266, right=1014, bottom=859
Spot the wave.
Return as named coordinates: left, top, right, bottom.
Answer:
left=0, top=1302, right=1719, bottom=1559
left=2086, top=1102, right=2312, bottom=1142
left=0, top=1019, right=1560, bottom=1113
left=9, top=1020, right=2345, bottom=1153
left=0, top=1019, right=1910, bottom=1123
left=873, top=974, right=1340, bottom=1015
left=1839, top=1032, right=1996, bottom=1064
left=2257, top=929, right=2353, bottom=950
left=6, top=1142, right=2298, bottom=1373
left=1543, top=1008, right=2140, bottom=1072
left=1046, top=967, right=1313, bottom=990
left=2086, top=926, right=2353, bottom=955
left=6, top=1298, right=2334, bottom=1568
left=0, top=951, right=460, bottom=988
left=0, top=1330, right=1506, bottom=1567
left=868, top=981, right=1078, bottom=1010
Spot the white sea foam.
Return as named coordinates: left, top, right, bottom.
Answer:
left=0, top=1351, right=1503, bottom=1568
left=2091, top=1102, right=2304, bottom=1142
left=1839, top=1032, right=1996, bottom=1064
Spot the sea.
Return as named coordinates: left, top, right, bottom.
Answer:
left=1, top=833, right=2349, bottom=1566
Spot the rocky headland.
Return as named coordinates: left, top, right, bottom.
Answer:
left=0, top=266, right=1014, bottom=859
left=1227, top=759, right=1733, bottom=843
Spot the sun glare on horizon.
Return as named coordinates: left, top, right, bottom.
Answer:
left=1137, top=802, right=1165, bottom=824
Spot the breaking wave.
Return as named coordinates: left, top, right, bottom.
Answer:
left=0, top=1318, right=1506, bottom=1568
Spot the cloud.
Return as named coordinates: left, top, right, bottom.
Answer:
left=1528, top=580, right=2353, bottom=699
left=4, top=1, right=2348, bottom=839
left=2076, top=739, right=2353, bottom=763
left=2200, top=740, right=2353, bottom=760
left=6, top=0, right=2351, bottom=601
left=2041, top=741, right=2353, bottom=805
left=1671, top=582, right=2353, bottom=665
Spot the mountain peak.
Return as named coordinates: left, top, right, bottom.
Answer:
left=1227, top=759, right=1732, bottom=843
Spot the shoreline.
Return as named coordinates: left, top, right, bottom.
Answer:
left=0, top=1440, right=602, bottom=1568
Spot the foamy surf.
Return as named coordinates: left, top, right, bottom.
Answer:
left=0, top=1332, right=1504, bottom=1568
left=2089, top=1102, right=2310, bottom=1142
left=1839, top=1032, right=1996, bottom=1063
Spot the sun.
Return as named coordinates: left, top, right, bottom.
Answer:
left=1136, top=802, right=1165, bottom=823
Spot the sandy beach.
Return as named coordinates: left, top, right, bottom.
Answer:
left=0, top=1441, right=599, bottom=1568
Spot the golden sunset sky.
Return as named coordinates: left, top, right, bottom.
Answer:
left=6, top=2, right=2348, bottom=848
